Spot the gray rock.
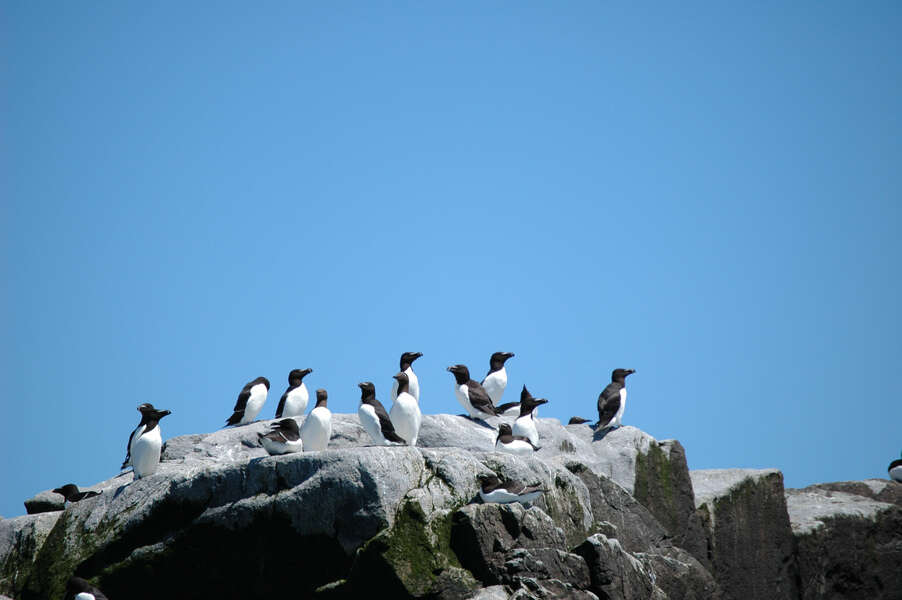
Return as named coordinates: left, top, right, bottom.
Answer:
left=785, top=486, right=902, bottom=600
left=800, top=479, right=902, bottom=506
left=22, top=490, right=64, bottom=515
left=0, top=512, right=61, bottom=595
left=691, top=469, right=798, bottom=600
left=636, top=546, right=721, bottom=600
left=573, top=533, right=665, bottom=600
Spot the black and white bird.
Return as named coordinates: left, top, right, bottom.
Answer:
left=225, top=376, right=270, bottom=426
left=511, top=385, right=548, bottom=447
left=479, top=474, right=546, bottom=504
left=300, top=389, right=332, bottom=451
left=65, top=576, right=108, bottom=600
left=390, top=351, right=423, bottom=403
left=358, top=382, right=406, bottom=445
left=53, top=484, right=101, bottom=504
left=481, top=351, right=515, bottom=410
left=275, top=368, right=313, bottom=418
left=121, top=403, right=171, bottom=479
left=258, top=418, right=303, bottom=455
left=568, top=416, right=591, bottom=425
left=495, top=423, right=540, bottom=456
left=596, top=368, right=636, bottom=430
left=889, top=451, right=902, bottom=483
left=390, top=372, right=422, bottom=446
left=448, top=364, right=500, bottom=420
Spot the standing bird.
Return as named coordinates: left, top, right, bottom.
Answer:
left=225, top=376, right=270, bottom=426
left=258, top=418, right=303, bottom=455
left=478, top=474, right=546, bottom=505
left=300, top=389, right=332, bottom=451
left=495, top=423, right=540, bottom=456
left=481, top=352, right=515, bottom=409
left=275, top=368, right=313, bottom=418
left=597, top=368, right=636, bottom=430
left=391, top=351, right=423, bottom=403
left=889, top=451, right=902, bottom=483
left=448, top=364, right=500, bottom=420
left=511, top=385, right=548, bottom=447
left=358, top=382, right=405, bottom=445
left=65, top=576, right=108, bottom=600
left=121, top=403, right=171, bottom=479
left=390, top=372, right=422, bottom=446
left=53, top=484, right=101, bottom=504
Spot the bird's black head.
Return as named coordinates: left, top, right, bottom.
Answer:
left=447, top=364, right=470, bottom=384
left=611, top=368, right=635, bottom=383
left=288, top=368, right=313, bottom=384
left=53, top=483, right=78, bottom=499
left=277, top=418, right=300, bottom=434
left=478, top=472, right=501, bottom=488
left=400, top=352, right=423, bottom=370
left=358, top=381, right=376, bottom=400
left=66, top=577, right=97, bottom=595
left=137, top=403, right=157, bottom=414
left=519, top=385, right=548, bottom=412
left=250, top=376, right=271, bottom=390
left=315, top=389, right=328, bottom=407
left=138, top=403, right=171, bottom=420
left=489, top=352, right=515, bottom=370
left=497, top=423, right=513, bottom=435
left=393, top=371, right=410, bottom=394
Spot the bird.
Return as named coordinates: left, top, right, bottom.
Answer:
left=358, top=382, right=406, bottom=445
left=65, top=576, right=108, bottom=600
left=495, top=423, right=540, bottom=456
left=890, top=452, right=902, bottom=483
left=390, top=372, right=422, bottom=446
left=568, top=416, right=591, bottom=425
left=390, top=351, right=423, bottom=403
left=258, top=418, right=303, bottom=455
left=511, top=385, right=548, bottom=447
left=478, top=474, right=546, bottom=504
left=300, top=389, right=332, bottom=451
left=52, top=484, right=101, bottom=503
left=447, top=364, right=500, bottom=420
left=597, top=368, right=636, bottom=430
left=121, top=403, right=171, bottom=479
left=225, top=376, right=270, bottom=426
left=275, top=368, right=313, bottom=418
left=481, top=352, right=515, bottom=410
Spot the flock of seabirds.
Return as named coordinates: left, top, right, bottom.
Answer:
left=47, top=351, right=902, bottom=600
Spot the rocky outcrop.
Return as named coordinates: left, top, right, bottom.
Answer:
left=22, top=490, right=64, bottom=515
left=690, top=469, right=798, bottom=600
left=786, top=482, right=902, bottom=600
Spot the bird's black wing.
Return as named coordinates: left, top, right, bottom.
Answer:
left=467, top=380, right=498, bottom=415
left=121, top=424, right=142, bottom=469
left=275, top=387, right=291, bottom=418
left=596, top=382, right=621, bottom=428
left=495, top=401, right=520, bottom=414
left=226, top=387, right=252, bottom=425
left=373, top=399, right=406, bottom=443
left=502, top=479, right=526, bottom=494
left=73, top=490, right=101, bottom=502
left=890, top=459, right=902, bottom=470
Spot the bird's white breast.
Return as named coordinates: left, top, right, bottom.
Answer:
left=242, top=383, right=269, bottom=423
left=612, top=388, right=627, bottom=427
left=512, top=414, right=539, bottom=447
left=390, top=392, right=422, bottom=446
left=495, top=439, right=535, bottom=457
left=358, top=403, right=385, bottom=445
left=454, top=383, right=476, bottom=416
left=479, top=488, right=542, bottom=504
left=890, top=465, right=902, bottom=483
left=300, top=406, right=332, bottom=451
left=283, top=384, right=309, bottom=417
left=132, top=425, right=163, bottom=478
left=261, top=435, right=303, bottom=455
left=483, top=368, right=507, bottom=405
left=74, top=593, right=95, bottom=600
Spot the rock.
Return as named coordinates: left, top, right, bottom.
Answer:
left=0, top=512, right=61, bottom=595
left=23, top=490, right=64, bottom=515
left=636, top=546, right=721, bottom=600
left=573, top=533, right=665, bottom=600
left=691, top=469, right=798, bottom=600
left=800, top=479, right=902, bottom=506
left=785, top=485, right=902, bottom=600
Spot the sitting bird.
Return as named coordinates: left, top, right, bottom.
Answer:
left=478, top=473, right=546, bottom=504
left=65, top=576, right=108, bottom=600
left=889, top=451, right=902, bottom=483
left=258, top=418, right=303, bottom=455
left=495, top=423, right=540, bottom=456
left=53, top=484, right=101, bottom=504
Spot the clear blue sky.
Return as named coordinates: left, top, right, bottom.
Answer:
left=2, top=2, right=900, bottom=519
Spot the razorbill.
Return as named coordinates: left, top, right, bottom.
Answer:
left=568, top=416, right=591, bottom=425
left=597, top=368, right=636, bottom=430
left=225, top=376, right=270, bottom=426
left=275, top=368, right=313, bottom=418
left=478, top=474, right=546, bottom=504
left=120, top=403, right=171, bottom=479
left=448, top=364, right=499, bottom=420
left=258, top=418, right=303, bottom=455
left=52, top=484, right=101, bottom=504
left=890, top=453, right=902, bottom=483
left=65, top=576, right=108, bottom=600
left=300, top=389, right=332, bottom=451
left=358, top=381, right=405, bottom=445
left=495, top=423, right=540, bottom=456
left=511, top=385, right=548, bottom=447
left=481, top=351, right=515, bottom=409
left=390, top=372, right=422, bottom=446
left=390, top=351, right=423, bottom=403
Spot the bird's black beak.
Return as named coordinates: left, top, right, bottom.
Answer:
left=357, top=382, right=365, bottom=389
left=160, top=410, right=172, bottom=417
left=626, top=369, right=636, bottom=376
left=446, top=366, right=454, bottom=372
left=505, top=352, right=515, bottom=359
left=535, top=398, right=549, bottom=406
